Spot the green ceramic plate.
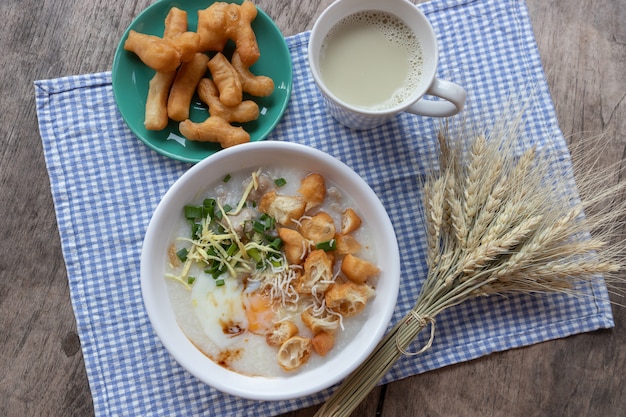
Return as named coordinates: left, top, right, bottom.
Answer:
left=112, top=0, right=292, bottom=163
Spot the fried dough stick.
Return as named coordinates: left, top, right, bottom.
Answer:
left=163, top=7, right=188, bottom=38
left=207, top=52, right=243, bottom=107
left=167, top=53, right=210, bottom=122
left=197, top=78, right=259, bottom=123
left=164, top=7, right=199, bottom=63
left=179, top=117, right=250, bottom=148
left=144, top=71, right=177, bottom=131
left=124, top=30, right=181, bottom=72
left=197, top=1, right=260, bottom=65
left=231, top=50, right=274, bottom=97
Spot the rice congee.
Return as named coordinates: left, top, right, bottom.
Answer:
left=165, top=167, right=379, bottom=376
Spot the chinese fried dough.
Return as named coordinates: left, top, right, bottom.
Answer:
left=123, top=1, right=273, bottom=148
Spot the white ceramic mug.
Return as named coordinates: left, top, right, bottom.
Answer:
left=308, top=0, right=466, bottom=130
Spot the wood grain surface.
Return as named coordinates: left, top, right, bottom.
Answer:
left=1, top=0, right=624, bottom=416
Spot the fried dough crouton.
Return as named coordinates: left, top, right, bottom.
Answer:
left=277, top=336, right=311, bottom=371
left=258, top=190, right=306, bottom=226
left=341, top=254, right=380, bottom=284
left=312, top=331, right=335, bottom=357
left=299, top=212, right=336, bottom=244
left=295, top=249, right=334, bottom=295
left=334, top=233, right=362, bottom=255
left=301, top=307, right=340, bottom=334
left=266, top=321, right=298, bottom=347
left=298, top=173, right=326, bottom=211
left=341, top=208, right=362, bottom=234
left=325, top=281, right=375, bottom=318
left=278, top=227, right=309, bottom=265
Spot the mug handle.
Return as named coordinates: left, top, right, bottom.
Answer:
left=407, top=78, right=466, bottom=117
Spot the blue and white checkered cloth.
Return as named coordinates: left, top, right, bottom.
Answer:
left=35, top=0, right=613, bottom=416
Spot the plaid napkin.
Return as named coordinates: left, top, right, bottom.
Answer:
left=35, top=0, right=613, bottom=416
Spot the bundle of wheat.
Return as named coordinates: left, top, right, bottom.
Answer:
left=314, top=116, right=626, bottom=417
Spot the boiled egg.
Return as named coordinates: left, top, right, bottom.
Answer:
left=244, top=292, right=275, bottom=335
left=191, top=272, right=249, bottom=350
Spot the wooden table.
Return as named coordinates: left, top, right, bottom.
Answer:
left=2, top=0, right=624, bottom=416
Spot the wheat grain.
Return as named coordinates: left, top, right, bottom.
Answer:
left=465, top=153, right=504, bottom=249
left=463, top=134, right=487, bottom=231
left=446, top=171, right=467, bottom=247
left=423, top=176, right=446, bottom=269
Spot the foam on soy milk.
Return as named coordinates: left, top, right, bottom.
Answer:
left=320, top=10, right=423, bottom=111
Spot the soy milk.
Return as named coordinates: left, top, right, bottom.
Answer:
left=319, top=11, right=423, bottom=110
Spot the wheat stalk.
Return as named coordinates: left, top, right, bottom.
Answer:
left=313, top=116, right=626, bottom=417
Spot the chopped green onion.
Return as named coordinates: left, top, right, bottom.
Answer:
left=253, top=220, right=267, bottom=234
left=205, top=264, right=224, bottom=279
left=316, top=239, right=337, bottom=251
left=268, top=237, right=283, bottom=250
left=184, top=205, right=203, bottom=219
left=274, top=177, right=287, bottom=187
left=226, top=242, right=238, bottom=257
left=208, top=221, right=225, bottom=234
left=223, top=204, right=233, bottom=214
left=176, top=248, right=189, bottom=262
left=187, top=276, right=196, bottom=285
left=253, top=214, right=277, bottom=234
left=204, top=264, right=219, bottom=275
left=223, top=174, right=231, bottom=183
left=215, top=279, right=225, bottom=286
left=191, top=222, right=202, bottom=238
left=247, top=248, right=262, bottom=262
left=202, top=198, right=216, bottom=217
left=269, top=255, right=283, bottom=267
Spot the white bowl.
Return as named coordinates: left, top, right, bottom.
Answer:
left=140, top=141, right=400, bottom=400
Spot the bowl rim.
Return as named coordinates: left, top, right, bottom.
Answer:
left=140, top=141, right=400, bottom=400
